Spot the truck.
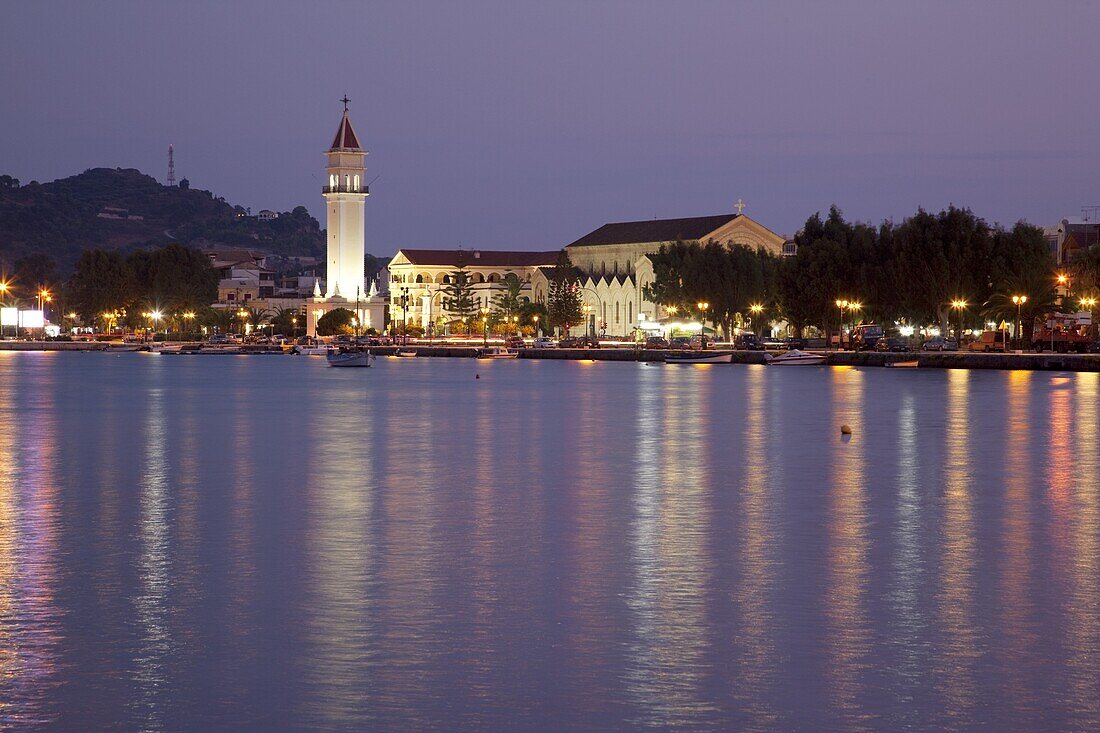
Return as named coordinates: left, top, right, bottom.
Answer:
left=1031, top=311, right=1094, bottom=353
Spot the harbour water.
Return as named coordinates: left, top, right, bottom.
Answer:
left=0, top=352, right=1097, bottom=731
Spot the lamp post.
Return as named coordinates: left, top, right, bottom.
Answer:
left=533, top=314, right=540, bottom=337
left=511, top=315, right=519, bottom=337
left=0, top=282, right=8, bottom=338
left=400, top=286, right=409, bottom=346
left=749, top=303, right=764, bottom=337
left=182, top=311, right=195, bottom=340
left=835, top=299, right=849, bottom=350
left=697, top=301, right=709, bottom=350
left=150, top=309, right=162, bottom=342
left=1012, top=294, right=1028, bottom=350
left=950, top=299, right=967, bottom=341
left=480, top=307, right=490, bottom=347
left=582, top=304, right=593, bottom=340
left=1057, top=273, right=1070, bottom=307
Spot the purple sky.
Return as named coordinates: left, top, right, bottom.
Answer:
left=3, top=2, right=1098, bottom=255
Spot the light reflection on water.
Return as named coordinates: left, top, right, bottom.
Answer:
left=0, top=354, right=1098, bottom=731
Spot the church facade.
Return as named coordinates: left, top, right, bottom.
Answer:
left=530, top=211, right=786, bottom=337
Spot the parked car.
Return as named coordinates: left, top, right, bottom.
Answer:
left=669, top=337, right=692, bottom=350
left=875, top=337, right=911, bottom=353
left=531, top=337, right=555, bottom=349
left=558, top=336, right=581, bottom=348
left=505, top=336, right=526, bottom=349
left=968, top=330, right=1007, bottom=352
left=734, top=333, right=763, bottom=350
left=784, top=337, right=807, bottom=350
left=922, top=336, right=959, bottom=351
left=578, top=336, right=600, bottom=348
left=645, top=336, right=670, bottom=350
left=760, top=336, right=785, bottom=349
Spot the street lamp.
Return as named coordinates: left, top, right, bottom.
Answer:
left=1057, top=273, right=1070, bottom=306
left=291, top=316, right=298, bottom=339
left=582, top=303, right=593, bottom=340
left=480, top=306, right=490, bottom=347
left=182, top=311, right=195, bottom=340
left=835, top=299, right=849, bottom=350
left=749, top=303, right=764, bottom=337
left=532, top=314, right=540, bottom=337
left=1011, top=294, right=1028, bottom=350
left=150, top=309, right=162, bottom=342
left=511, top=315, right=519, bottom=336
left=950, top=299, right=967, bottom=341
left=697, top=301, right=709, bottom=349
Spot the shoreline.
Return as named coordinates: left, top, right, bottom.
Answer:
left=5, top=340, right=1100, bottom=371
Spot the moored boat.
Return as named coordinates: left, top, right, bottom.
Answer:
left=665, top=351, right=734, bottom=364
left=765, top=349, right=826, bottom=366
left=326, top=347, right=373, bottom=367
left=295, top=345, right=332, bottom=356
left=477, top=346, right=518, bottom=359
left=394, top=349, right=418, bottom=358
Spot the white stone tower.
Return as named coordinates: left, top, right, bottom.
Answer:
left=307, top=98, right=385, bottom=337
left=323, top=97, right=368, bottom=301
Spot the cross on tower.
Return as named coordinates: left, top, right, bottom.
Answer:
left=340, top=95, right=351, bottom=111
left=734, top=198, right=746, bottom=215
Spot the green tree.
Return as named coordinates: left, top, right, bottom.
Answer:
left=442, top=267, right=478, bottom=320
left=200, top=306, right=233, bottom=334
left=547, top=250, right=583, bottom=333
left=491, top=272, right=526, bottom=320
left=127, top=244, right=218, bottom=311
left=66, top=249, right=135, bottom=322
left=270, top=306, right=303, bottom=335
left=316, top=307, right=355, bottom=336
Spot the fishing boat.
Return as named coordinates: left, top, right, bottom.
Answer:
left=326, top=347, right=373, bottom=367
left=765, top=349, right=826, bottom=366
left=477, top=346, right=518, bottom=359
left=665, top=351, right=734, bottom=364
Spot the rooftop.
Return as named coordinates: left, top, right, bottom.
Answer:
left=395, top=249, right=560, bottom=268
left=567, top=214, right=740, bottom=247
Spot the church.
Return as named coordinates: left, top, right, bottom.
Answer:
left=530, top=208, right=787, bottom=337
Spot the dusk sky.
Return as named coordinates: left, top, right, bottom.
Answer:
left=4, top=1, right=1098, bottom=255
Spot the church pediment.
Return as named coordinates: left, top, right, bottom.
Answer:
left=704, top=215, right=784, bottom=254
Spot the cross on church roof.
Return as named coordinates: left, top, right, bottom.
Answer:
left=735, top=198, right=746, bottom=215
left=341, top=95, right=350, bottom=111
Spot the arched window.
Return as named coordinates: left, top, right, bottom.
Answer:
left=329, top=174, right=336, bottom=189
left=353, top=174, right=360, bottom=191
left=416, top=274, right=424, bottom=284
left=615, top=302, right=620, bottom=323
left=344, top=174, right=350, bottom=189
left=475, top=273, right=485, bottom=283
left=488, top=273, right=499, bottom=283
left=628, top=302, right=633, bottom=324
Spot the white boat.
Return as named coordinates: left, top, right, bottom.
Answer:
left=105, top=343, right=144, bottom=352
left=327, top=348, right=373, bottom=367
left=477, top=346, right=518, bottom=359
left=394, top=350, right=418, bottom=358
left=765, top=349, right=826, bottom=366
left=886, top=359, right=920, bottom=368
left=665, top=351, right=734, bottom=364
left=296, top=345, right=332, bottom=356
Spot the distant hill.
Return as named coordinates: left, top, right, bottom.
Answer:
left=0, top=168, right=325, bottom=273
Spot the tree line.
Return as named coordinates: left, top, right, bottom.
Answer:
left=643, top=205, right=1061, bottom=338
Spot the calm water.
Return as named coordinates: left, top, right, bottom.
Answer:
left=0, top=352, right=1097, bottom=732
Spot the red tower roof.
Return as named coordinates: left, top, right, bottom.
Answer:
left=330, top=111, right=362, bottom=151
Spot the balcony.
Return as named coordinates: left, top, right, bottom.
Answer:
left=322, top=184, right=369, bottom=195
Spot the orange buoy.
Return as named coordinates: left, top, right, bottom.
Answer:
left=841, top=424, right=852, bottom=435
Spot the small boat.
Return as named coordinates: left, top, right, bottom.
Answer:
left=477, top=346, right=518, bottom=359
left=105, top=343, right=143, bottom=352
left=665, top=351, right=734, bottom=364
left=295, top=345, right=332, bottom=356
left=886, top=360, right=920, bottom=368
left=765, top=349, right=826, bottom=366
left=327, top=347, right=373, bottom=367
left=393, top=350, right=418, bottom=358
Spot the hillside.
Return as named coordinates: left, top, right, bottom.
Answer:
left=0, top=168, right=325, bottom=273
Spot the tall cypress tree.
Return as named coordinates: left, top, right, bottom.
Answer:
left=547, top=250, right=582, bottom=332
left=442, top=266, right=477, bottom=320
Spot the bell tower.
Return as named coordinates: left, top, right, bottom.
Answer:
left=323, top=96, right=368, bottom=300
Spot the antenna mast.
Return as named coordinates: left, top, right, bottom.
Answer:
left=167, top=144, right=176, bottom=187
